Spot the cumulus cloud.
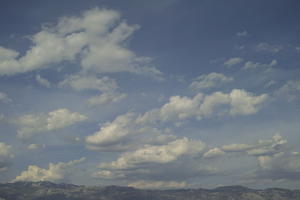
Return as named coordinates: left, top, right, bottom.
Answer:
left=99, top=138, right=205, bottom=170
left=59, top=74, right=118, bottom=92
left=85, top=112, right=141, bottom=151
left=12, top=158, right=85, bottom=182
left=85, top=111, right=175, bottom=152
left=224, top=57, right=244, bottom=68
left=255, top=151, right=300, bottom=180
left=60, top=74, right=127, bottom=105
left=139, top=89, right=268, bottom=123
left=275, top=80, right=300, bottom=102
left=35, top=75, right=51, bottom=88
left=86, top=89, right=268, bottom=152
left=0, top=92, right=12, bottom=103
left=255, top=42, right=283, bottom=53
left=189, top=72, right=233, bottom=90
left=203, top=148, right=225, bottom=158
left=87, top=92, right=127, bottom=106
left=93, top=138, right=215, bottom=182
left=0, top=142, right=14, bottom=172
left=0, top=8, right=162, bottom=79
left=128, top=180, right=188, bottom=189
left=236, top=30, right=248, bottom=37
left=220, top=134, right=287, bottom=157
left=243, top=59, right=277, bottom=70
left=15, top=108, right=87, bottom=138
left=27, top=144, right=44, bottom=150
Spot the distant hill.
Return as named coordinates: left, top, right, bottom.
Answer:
left=0, top=181, right=299, bottom=200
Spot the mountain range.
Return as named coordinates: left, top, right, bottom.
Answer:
left=0, top=182, right=299, bottom=200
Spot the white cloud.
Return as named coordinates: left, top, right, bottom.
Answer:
left=275, top=80, right=300, bottom=102
left=236, top=30, right=248, bottom=37
left=94, top=138, right=214, bottom=182
left=99, top=138, right=205, bottom=170
left=87, top=92, right=127, bottom=106
left=221, top=134, right=287, bottom=156
left=59, top=74, right=118, bottom=92
left=139, top=89, right=268, bottom=123
left=128, top=180, right=187, bottom=189
left=12, top=158, right=85, bottom=182
left=0, top=142, right=14, bottom=172
left=86, top=89, right=267, bottom=153
left=224, top=57, right=244, bottom=68
left=0, top=8, right=162, bottom=79
left=243, top=60, right=277, bottom=70
left=35, top=75, right=51, bottom=88
left=60, top=74, right=127, bottom=105
left=27, top=144, right=44, bottom=150
left=85, top=112, right=140, bottom=151
left=255, top=43, right=283, bottom=53
left=0, top=92, right=12, bottom=103
left=222, top=144, right=253, bottom=152
left=15, top=108, right=87, bottom=138
left=189, top=72, right=233, bottom=90
left=203, top=148, right=225, bottom=158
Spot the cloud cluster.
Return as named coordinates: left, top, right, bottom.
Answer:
left=204, top=134, right=300, bottom=181
left=243, top=60, right=277, bottom=70
left=0, top=142, right=14, bottom=172
left=35, top=75, right=51, bottom=88
left=255, top=43, right=283, bottom=53
left=60, top=74, right=127, bottom=105
left=15, top=108, right=87, bottom=138
left=0, top=92, right=11, bottom=103
left=93, top=138, right=215, bottom=182
left=189, top=72, right=233, bottom=90
left=12, top=158, right=85, bottom=182
left=224, top=57, right=244, bottom=68
left=275, top=80, right=300, bottom=102
left=86, top=89, right=268, bottom=152
left=139, top=89, right=268, bottom=123
left=0, top=8, right=162, bottom=78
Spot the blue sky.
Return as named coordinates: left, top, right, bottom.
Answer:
left=0, top=0, right=300, bottom=189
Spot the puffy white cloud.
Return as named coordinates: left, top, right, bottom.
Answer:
left=0, top=142, right=14, bottom=172
left=15, top=108, right=87, bottom=138
left=0, top=92, right=11, bottom=103
left=139, top=89, right=268, bottom=123
left=203, top=148, right=225, bottom=158
left=87, top=92, right=127, bottom=106
left=94, top=138, right=214, bottom=182
left=99, top=138, right=205, bottom=170
left=128, top=180, right=187, bottom=189
left=275, top=80, right=300, bottom=102
left=86, top=89, right=267, bottom=153
left=189, top=72, right=233, bottom=90
left=85, top=112, right=140, bottom=151
left=12, top=158, right=85, bottom=182
left=255, top=42, right=283, bottom=53
left=224, top=57, right=244, bottom=68
left=35, top=75, right=51, bottom=88
left=243, top=59, right=277, bottom=70
left=0, top=8, right=162, bottom=79
left=85, top=111, right=176, bottom=152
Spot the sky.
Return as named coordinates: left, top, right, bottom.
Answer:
left=0, top=0, right=300, bottom=189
